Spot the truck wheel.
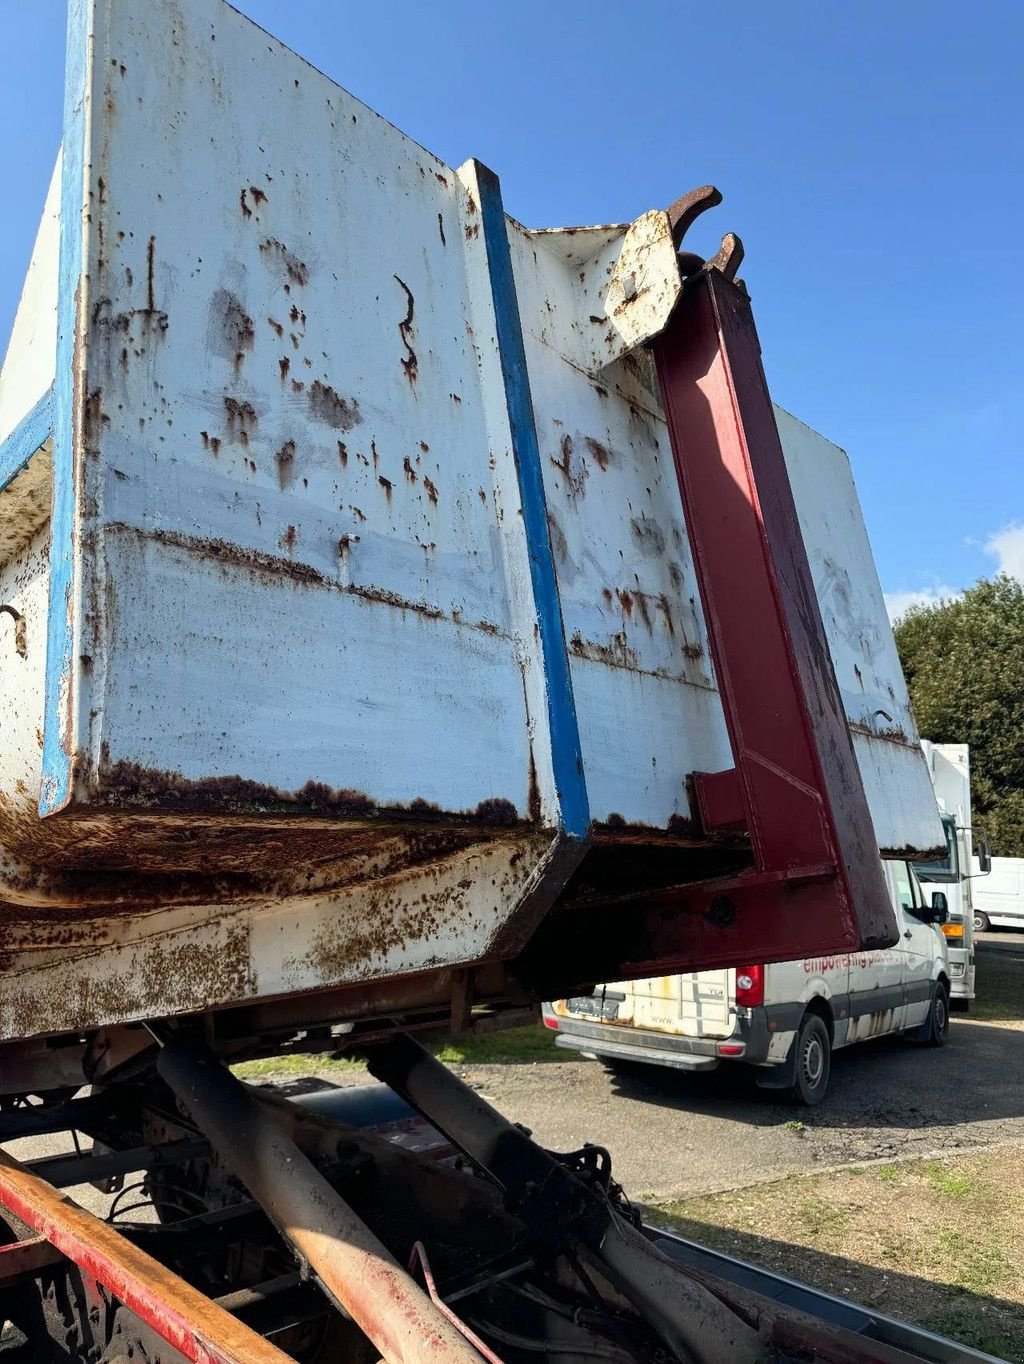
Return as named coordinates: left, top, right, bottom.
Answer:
left=788, top=1013, right=831, bottom=1106
left=926, top=982, right=950, bottom=1046
left=973, top=910, right=991, bottom=932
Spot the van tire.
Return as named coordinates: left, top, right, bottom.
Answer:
left=788, top=1013, right=831, bottom=1106
left=926, top=982, right=950, bottom=1046
left=973, top=910, right=991, bottom=933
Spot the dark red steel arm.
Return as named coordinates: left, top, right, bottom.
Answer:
left=647, top=266, right=896, bottom=962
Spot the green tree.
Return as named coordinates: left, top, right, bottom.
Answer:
left=894, top=575, right=1024, bottom=857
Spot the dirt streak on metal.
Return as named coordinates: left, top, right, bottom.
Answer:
left=274, top=440, right=295, bottom=488
left=100, top=524, right=514, bottom=641
left=307, top=380, right=361, bottom=431
left=392, top=275, right=418, bottom=385
left=0, top=835, right=546, bottom=1042
left=0, top=754, right=538, bottom=896
left=0, top=834, right=263, bottom=915
left=583, top=436, right=614, bottom=470
left=91, top=762, right=532, bottom=841
left=568, top=630, right=711, bottom=688
left=598, top=812, right=702, bottom=841
left=258, top=236, right=309, bottom=287
left=849, top=721, right=914, bottom=747
left=0, top=920, right=253, bottom=1043
left=0, top=797, right=501, bottom=910
left=549, top=433, right=588, bottom=500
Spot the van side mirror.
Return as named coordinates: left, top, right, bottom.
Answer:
left=929, top=891, right=949, bottom=923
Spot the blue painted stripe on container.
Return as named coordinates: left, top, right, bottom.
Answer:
left=473, top=161, right=590, bottom=838
left=41, top=0, right=90, bottom=817
left=0, top=388, right=53, bottom=491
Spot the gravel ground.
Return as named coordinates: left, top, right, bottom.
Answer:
left=12, top=940, right=1023, bottom=1271
left=296, top=933, right=1024, bottom=1202
left=654, top=1149, right=1024, bottom=1362
left=442, top=1013, right=1024, bottom=1200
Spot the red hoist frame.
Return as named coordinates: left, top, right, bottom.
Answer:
left=638, top=186, right=896, bottom=973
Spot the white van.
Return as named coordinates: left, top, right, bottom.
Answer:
left=972, top=856, right=1024, bottom=932
left=543, top=859, right=951, bottom=1105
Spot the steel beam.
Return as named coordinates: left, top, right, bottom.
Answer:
left=0, top=1146, right=292, bottom=1364
left=650, top=265, right=897, bottom=960
left=0, top=1235, right=64, bottom=1282
left=157, top=1036, right=486, bottom=1364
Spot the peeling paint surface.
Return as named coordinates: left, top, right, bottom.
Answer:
left=0, top=834, right=552, bottom=1042
left=781, top=407, right=940, bottom=851
left=0, top=0, right=942, bottom=1042
left=40, top=0, right=558, bottom=832
left=511, top=224, right=938, bottom=849
left=512, top=221, right=730, bottom=829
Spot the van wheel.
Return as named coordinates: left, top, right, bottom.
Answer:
left=926, top=983, right=950, bottom=1046
left=788, top=1013, right=831, bottom=1106
left=973, top=910, right=991, bottom=933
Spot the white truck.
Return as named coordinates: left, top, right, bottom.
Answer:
left=916, top=741, right=987, bottom=1006
left=972, top=857, right=1024, bottom=932
left=544, top=857, right=952, bottom=1105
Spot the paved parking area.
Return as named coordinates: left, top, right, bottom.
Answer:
left=455, top=934, right=1024, bottom=1200
left=15, top=937, right=1024, bottom=1212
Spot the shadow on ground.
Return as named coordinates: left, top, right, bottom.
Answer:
left=644, top=1209, right=1023, bottom=1362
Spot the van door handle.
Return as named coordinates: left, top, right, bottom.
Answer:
left=903, top=930, right=912, bottom=939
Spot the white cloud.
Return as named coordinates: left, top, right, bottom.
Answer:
left=883, top=522, right=1024, bottom=624
left=984, top=523, right=1024, bottom=579
left=883, top=586, right=959, bottom=623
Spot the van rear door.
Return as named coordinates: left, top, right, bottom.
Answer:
left=626, top=971, right=735, bottom=1040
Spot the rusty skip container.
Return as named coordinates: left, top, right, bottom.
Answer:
left=0, top=0, right=942, bottom=1045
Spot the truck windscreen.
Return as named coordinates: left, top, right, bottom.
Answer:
left=915, top=813, right=959, bottom=882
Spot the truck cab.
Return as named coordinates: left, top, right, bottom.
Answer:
left=916, top=742, right=979, bottom=1007
left=544, top=858, right=951, bottom=1105
left=915, top=810, right=974, bottom=1004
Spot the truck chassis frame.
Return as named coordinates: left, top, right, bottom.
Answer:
left=0, top=1033, right=972, bottom=1364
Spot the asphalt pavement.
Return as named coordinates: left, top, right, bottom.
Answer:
left=448, top=932, right=1024, bottom=1201
left=12, top=933, right=1024, bottom=1214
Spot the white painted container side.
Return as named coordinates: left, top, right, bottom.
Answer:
left=509, top=224, right=939, bottom=849
left=0, top=0, right=942, bottom=1041
left=780, top=408, right=941, bottom=854
left=53, top=0, right=546, bottom=827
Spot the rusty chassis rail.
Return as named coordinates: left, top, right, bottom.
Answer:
left=155, top=1034, right=487, bottom=1364
left=0, top=1145, right=292, bottom=1364
left=0, top=1042, right=970, bottom=1364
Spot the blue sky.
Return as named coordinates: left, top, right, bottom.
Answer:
left=1, top=1, right=1019, bottom=616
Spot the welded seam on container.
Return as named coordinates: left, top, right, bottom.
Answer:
left=473, top=161, right=589, bottom=839
left=41, top=0, right=89, bottom=816
left=0, top=388, right=53, bottom=493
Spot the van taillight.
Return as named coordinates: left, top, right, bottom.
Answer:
left=736, top=966, right=764, bottom=1007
